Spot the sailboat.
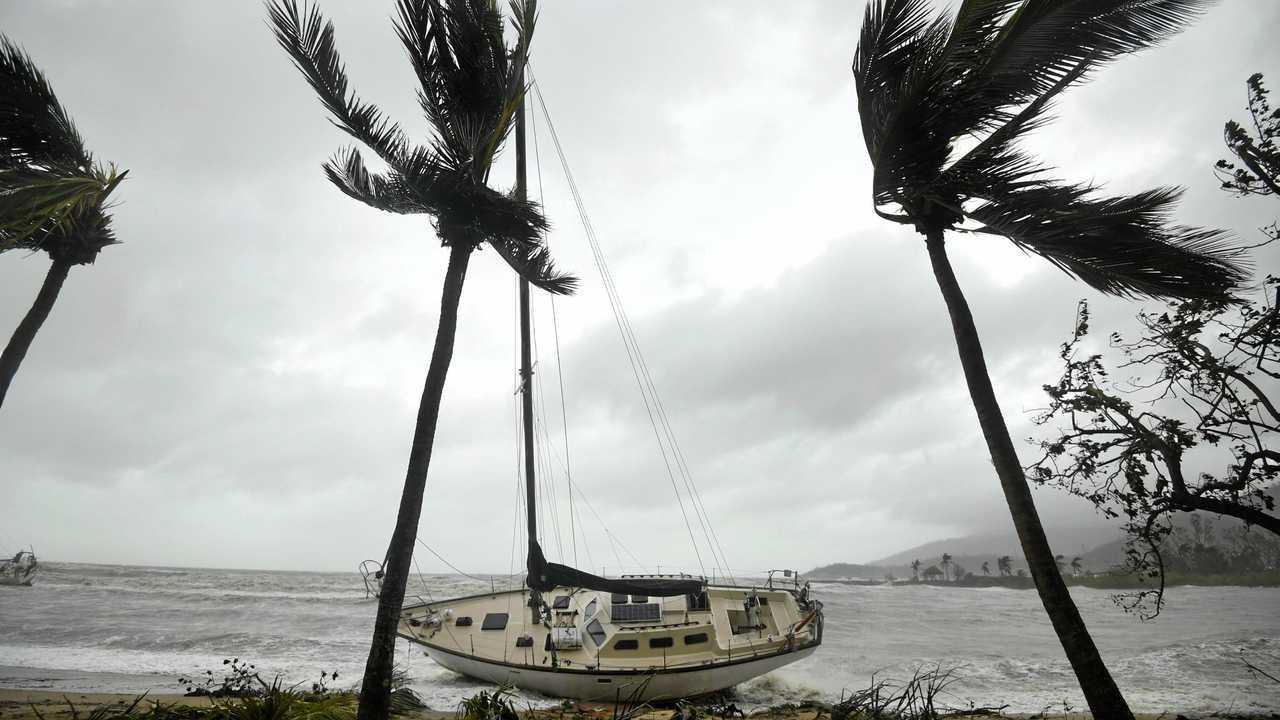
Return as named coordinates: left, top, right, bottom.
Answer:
left=394, top=72, right=824, bottom=704
left=1, top=549, right=38, bottom=587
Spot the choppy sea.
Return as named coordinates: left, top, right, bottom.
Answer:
left=0, top=563, right=1276, bottom=712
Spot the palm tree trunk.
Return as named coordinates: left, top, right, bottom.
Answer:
left=356, top=243, right=472, bottom=720
left=923, top=228, right=1134, bottom=720
left=0, top=259, right=72, bottom=410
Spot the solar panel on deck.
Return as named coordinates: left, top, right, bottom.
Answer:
left=610, top=602, right=661, bottom=623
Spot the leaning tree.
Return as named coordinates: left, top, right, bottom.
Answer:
left=268, top=2, right=574, bottom=719
left=0, top=36, right=127, bottom=409
left=853, top=2, right=1249, bottom=718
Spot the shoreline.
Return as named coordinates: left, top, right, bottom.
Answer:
left=0, top=687, right=1267, bottom=720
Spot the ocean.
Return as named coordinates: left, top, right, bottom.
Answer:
left=0, top=563, right=1276, bottom=713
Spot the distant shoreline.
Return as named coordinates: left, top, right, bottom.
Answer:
left=811, top=569, right=1280, bottom=589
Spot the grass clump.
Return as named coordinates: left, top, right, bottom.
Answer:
left=456, top=687, right=519, bottom=720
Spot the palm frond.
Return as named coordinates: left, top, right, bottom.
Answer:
left=854, top=2, right=958, bottom=211
left=972, top=0, right=1212, bottom=116
left=323, top=147, right=426, bottom=215
left=0, top=165, right=126, bottom=251
left=268, top=0, right=408, bottom=165
left=0, top=36, right=90, bottom=172
left=966, top=185, right=1249, bottom=299
left=276, top=0, right=568, bottom=293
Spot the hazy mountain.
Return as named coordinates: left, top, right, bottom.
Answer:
left=871, top=527, right=1110, bottom=567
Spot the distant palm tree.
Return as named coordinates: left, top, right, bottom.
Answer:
left=268, top=3, right=574, bottom=719
left=1071, top=557, right=1084, bottom=576
left=1055, top=554, right=1067, bottom=573
left=997, top=555, right=1012, bottom=577
left=940, top=552, right=953, bottom=582
left=854, top=3, right=1247, bottom=717
left=910, top=558, right=921, bottom=581
left=0, top=37, right=127, bottom=410
left=982, top=561, right=991, bottom=576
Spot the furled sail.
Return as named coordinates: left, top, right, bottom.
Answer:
left=526, top=541, right=703, bottom=597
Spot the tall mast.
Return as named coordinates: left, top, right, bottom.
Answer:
left=515, top=63, right=541, bottom=614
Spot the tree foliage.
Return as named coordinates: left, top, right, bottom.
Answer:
left=1030, top=288, right=1279, bottom=616
left=853, top=0, right=1248, bottom=298
left=0, top=35, right=126, bottom=263
left=267, top=0, right=575, bottom=295
left=1216, top=73, right=1280, bottom=199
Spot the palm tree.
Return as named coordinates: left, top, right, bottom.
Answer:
left=1055, top=554, right=1067, bottom=573
left=910, top=558, right=921, bottom=581
left=0, top=37, right=127, bottom=410
left=940, top=552, right=952, bottom=582
left=1071, top=556, right=1083, bottom=576
left=997, top=555, right=1012, bottom=577
left=981, top=561, right=990, bottom=576
left=853, top=3, right=1248, bottom=717
left=268, top=3, right=574, bottom=719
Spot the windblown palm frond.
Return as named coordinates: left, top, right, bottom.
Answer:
left=853, top=0, right=1247, bottom=299
left=0, top=36, right=125, bottom=259
left=269, top=0, right=575, bottom=295
left=968, top=185, right=1247, bottom=298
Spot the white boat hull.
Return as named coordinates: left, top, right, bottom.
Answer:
left=421, top=643, right=818, bottom=703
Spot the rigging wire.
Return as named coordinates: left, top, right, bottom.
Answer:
left=415, top=538, right=490, bottom=583
left=530, top=73, right=733, bottom=580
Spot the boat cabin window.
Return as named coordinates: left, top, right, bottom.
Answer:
left=613, top=639, right=638, bottom=650
left=610, top=593, right=628, bottom=604
left=686, top=591, right=709, bottom=611
left=552, top=595, right=571, bottom=610
left=585, top=618, right=607, bottom=647
left=585, top=599, right=598, bottom=618
left=631, top=595, right=648, bottom=604
left=684, top=632, right=709, bottom=645
left=481, top=613, right=509, bottom=631
left=455, top=616, right=473, bottom=627
left=649, top=637, right=674, bottom=649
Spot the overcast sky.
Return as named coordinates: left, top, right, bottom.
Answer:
left=1, top=1, right=1277, bottom=574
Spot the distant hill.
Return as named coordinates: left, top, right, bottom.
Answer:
left=805, top=562, right=886, bottom=579
left=807, top=526, right=1123, bottom=580
left=871, top=526, right=1111, bottom=567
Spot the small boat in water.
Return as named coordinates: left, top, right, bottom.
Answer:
left=1, top=549, right=38, bottom=586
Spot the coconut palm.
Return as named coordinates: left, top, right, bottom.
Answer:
left=910, top=558, right=921, bottom=581
left=997, top=555, right=1012, bottom=576
left=981, top=561, right=990, bottom=576
left=0, top=37, right=127, bottom=410
left=853, top=2, right=1249, bottom=717
left=1071, top=556, right=1083, bottom=576
left=268, top=2, right=574, bottom=718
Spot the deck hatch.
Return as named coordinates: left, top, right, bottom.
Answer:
left=481, top=613, right=509, bottom=631
left=610, top=602, right=661, bottom=624
left=455, top=616, right=473, bottom=627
